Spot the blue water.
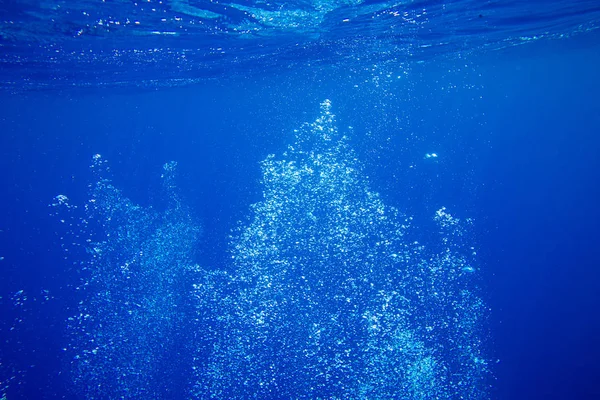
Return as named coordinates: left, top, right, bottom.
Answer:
left=1, top=1, right=600, bottom=399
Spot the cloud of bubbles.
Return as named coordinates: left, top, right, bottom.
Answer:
left=55, top=100, right=489, bottom=399
left=55, top=157, right=202, bottom=399
left=193, top=100, right=490, bottom=399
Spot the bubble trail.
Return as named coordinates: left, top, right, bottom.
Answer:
left=56, top=157, right=202, bottom=399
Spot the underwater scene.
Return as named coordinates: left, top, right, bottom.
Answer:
left=1, top=0, right=600, bottom=399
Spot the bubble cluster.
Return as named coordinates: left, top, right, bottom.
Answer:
left=60, top=156, right=202, bottom=399
left=193, top=101, right=489, bottom=398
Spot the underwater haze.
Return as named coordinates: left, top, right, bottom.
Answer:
left=1, top=0, right=600, bottom=399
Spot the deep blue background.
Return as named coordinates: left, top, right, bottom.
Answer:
left=1, top=34, right=599, bottom=398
